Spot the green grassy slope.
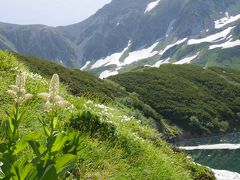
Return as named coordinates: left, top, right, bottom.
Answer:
left=13, top=52, right=184, bottom=139
left=0, top=51, right=215, bottom=179
left=110, top=64, right=240, bottom=138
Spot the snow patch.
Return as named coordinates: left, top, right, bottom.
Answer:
left=209, top=39, right=240, bottom=50
left=179, top=143, right=240, bottom=150
left=174, top=52, right=199, bottom=65
left=91, top=42, right=130, bottom=69
left=122, top=42, right=159, bottom=66
left=91, top=53, right=122, bottom=69
left=91, top=41, right=159, bottom=71
left=159, top=38, right=187, bottom=55
left=151, top=58, right=170, bottom=67
left=99, top=70, right=118, bottom=79
left=187, top=27, right=234, bottom=45
left=212, top=169, right=240, bottom=180
left=80, top=61, right=91, bottom=70
left=145, top=0, right=161, bottom=13
left=215, top=12, right=240, bottom=29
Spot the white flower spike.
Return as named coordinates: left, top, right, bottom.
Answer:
left=7, top=72, right=33, bottom=104
left=38, top=74, right=71, bottom=112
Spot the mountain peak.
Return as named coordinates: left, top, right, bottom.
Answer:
left=0, top=0, right=240, bottom=76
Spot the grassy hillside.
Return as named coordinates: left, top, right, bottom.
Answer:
left=0, top=51, right=215, bottom=179
left=110, top=64, right=240, bottom=138
left=13, top=52, right=184, bottom=140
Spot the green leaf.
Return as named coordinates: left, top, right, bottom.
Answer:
left=38, top=116, right=45, bottom=125
left=27, top=140, right=41, bottom=156
left=17, top=108, right=27, bottom=124
left=44, top=127, right=51, bottom=138
left=55, top=154, right=77, bottom=178
left=13, top=139, right=28, bottom=155
left=53, top=117, right=58, bottom=130
left=40, top=164, right=58, bottom=180
left=51, top=133, right=67, bottom=153
left=24, top=165, right=38, bottom=180
left=1, top=120, right=12, bottom=139
left=0, top=143, right=8, bottom=153
left=4, top=110, right=11, bottom=119
left=12, top=160, right=37, bottom=180
left=8, top=118, right=15, bottom=134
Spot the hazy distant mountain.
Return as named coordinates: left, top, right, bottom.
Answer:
left=1, top=0, right=240, bottom=76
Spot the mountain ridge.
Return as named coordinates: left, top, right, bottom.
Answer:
left=1, top=0, right=240, bottom=76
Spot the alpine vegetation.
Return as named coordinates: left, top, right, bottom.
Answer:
left=0, top=71, right=77, bottom=179
left=0, top=51, right=215, bottom=179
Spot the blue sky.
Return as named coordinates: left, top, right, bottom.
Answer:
left=0, top=0, right=111, bottom=26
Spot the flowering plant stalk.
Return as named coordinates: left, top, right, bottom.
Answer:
left=38, top=74, right=71, bottom=137
left=3, top=72, right=32, bottom=147
left=28, top=74, right=77, bottom=178
left=0, top=72, right=33, bottom=179
left=0, top=72, right=77, bottom=179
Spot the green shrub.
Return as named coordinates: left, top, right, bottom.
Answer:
left=110, top=64, right=240, bottom=137
left=70, top=111, right=117, bottom=141
left=0, top=51, right=18, bottom=71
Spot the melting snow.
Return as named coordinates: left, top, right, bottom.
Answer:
left=99, top=70, right=118, bottom=79
left=212, top=169, right=240, bottom=180
left=91, top=42, right=130, bottom=69
left=151, top=58, right=170, bottom=67
left=80, top=61, right=91, bottom=70
left=145, top=0, right=161, bottom=13
left=122, top=42, right=159, bottom=66
left=159, top=38, right=187, bottom=55
left=215, top=12, right=240, bottom=29
left=174, top=52, right=199, bottom=65
left=91, top=52, right=122, bottom=69
left=209, top=39, right=240, bottom=50
left=179, top=143, right=240, bottom=150
left=91, top=41, right=159, bottom=71
left=188, top=27, right=234, bottom=45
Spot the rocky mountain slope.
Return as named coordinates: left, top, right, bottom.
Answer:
left=1, top=0, right=240, bottom=77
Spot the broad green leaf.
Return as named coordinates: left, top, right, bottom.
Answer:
left=1, top=120, right=12, bottom=140
left=0, top=143, right=8, bottom=153
left=27, top=140, right=41, bottom=156
left=12, top=160, right=37, bottom=180
left=13, top=140, right=28, bottom=155
left=24, top=133, right=42, bottom=156
left=51, top=133, right=67, bottom=153
left=8, top=118, right=15, bottom=134
left=25, top=132, right=42, bottom=141
left=44, top=127, right=51, bottom=138
left=53, top=117, right=58, bottom=130
left=38, top=115, right=45, bottom=125
left=17, top=108, right=27, bottom=124
left=40, top=164, right=58, bottom=180
left=55, top=154, right=77, bottom=178
left=24, top=165, right=38, bottom=180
